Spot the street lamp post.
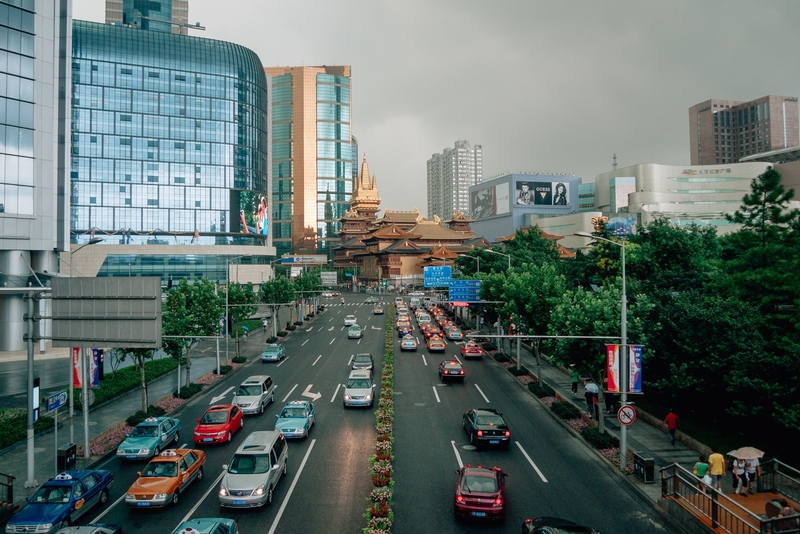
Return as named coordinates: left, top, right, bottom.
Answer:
left=458, top=254, right=480, bottom=274
left=575, top=231, right=628, bottom=470
left=485, top=249, right=511, bottom=270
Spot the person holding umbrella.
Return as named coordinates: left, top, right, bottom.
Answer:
left=728, top=447, right=765, bottom=496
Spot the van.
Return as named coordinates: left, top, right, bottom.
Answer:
left=409, top=298, right=421, bottom=310
left=233, top=375, right=276, bottom=415
left=219, top=431, right=288, bottom=508
left=343, top=370, right=375, bottom=408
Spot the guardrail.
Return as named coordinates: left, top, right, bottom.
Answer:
left=761, top=459, right=800, bottom=505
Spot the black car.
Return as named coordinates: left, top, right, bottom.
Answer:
left=462, top=408, right=510, bottom=449
left=438, top=360, right=465, bottom=382
left=521, top=516, right=600, bottom=533
left=352, top=352, right=374, bottom=371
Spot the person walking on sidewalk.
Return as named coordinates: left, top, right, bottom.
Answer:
left=745, top=457, right=761, bottom=494
left=733, top=458, right=748, bottom=496
left=584, top=379, right=599, bottom=419
left=708, top=446, right=726, bottom=491
left=663, top=408, right=679, bottom=445
left=693, top=455, right=710, bottom=493
left=570, top=365, right=580, bottom=395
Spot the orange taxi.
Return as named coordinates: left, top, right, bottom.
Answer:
left=125, top=448, right=206, bottom=508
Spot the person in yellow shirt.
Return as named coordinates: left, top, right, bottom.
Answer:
left=708, top=446, right=726, bottom=491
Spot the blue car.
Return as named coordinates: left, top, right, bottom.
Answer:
left=274, top=400, right=316, bottom=438
left=6, top=470, right=114, bottom=533
left=171, top=518, right=238, bottom=534
left=116, top=416, right=181, bottom=460
left=261, top=343, right=286, bottom=362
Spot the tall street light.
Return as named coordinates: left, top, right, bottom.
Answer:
left=458, top=254, right=480, bottom=274
left=575, top=231, right=628, bottom=470
left=485, top=248, right=511, bottom=270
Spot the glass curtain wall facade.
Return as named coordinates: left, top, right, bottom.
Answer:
left=71, top=20, right=269, bottom=260
left=271, top=73, right=292, bottom=256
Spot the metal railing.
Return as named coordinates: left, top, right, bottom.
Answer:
left=760, top=459, right=800, bottom=505
left=0, top=472, right=14, bottom=503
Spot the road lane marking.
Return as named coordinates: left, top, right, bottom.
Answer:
left=422, top=354, right=427, bottom=366
left=358, top=338, right=361, bottom=344
left=88, top=494, right=125, bottom=522
left=282, top=384, right=298, bottom=403
left=330, top=384, right=341, bottom=402
left=176, top=468, right=228, bottom=526
left=451, top=440, right=464, bottom=468
left=210, top=386, right=235, bottom=404
left=516, top=441, right=548, bottom=482
left=454, top=355, right=463, bottom=364
left=306, top=327, right=314, bottom=332
left=433, top=386, right=441, bottom=403
left=474, top=384, right=490, bottom=403
left=312, top=354, right=322, bottom=366
left=277, top=357, right=289, bottom=367
left=301, top=340, right=309, bottom=346
left=267, top=439, right=317, bottom=534
left=329, top=318, right=333, bottom=322
left=348, top=354, right=354, bottom=365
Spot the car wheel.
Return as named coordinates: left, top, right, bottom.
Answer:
left=154, top=445, right=161, bottom=456
left=196, top=467, right=204, bottom=481
left=171, top=492, right=179, bottom=506
left=226, top=431, right=232, bottom=442
left=60, top=518, right=71, bottom=529
left=174, top=431, right=180, bottom=443
left=266, top=487, right=273, bottom=506
left=240, top=418, right=244, bottom=430
left=260, top=402, right=265, bottom=415
left=99, top=488, right=109, bottom=505
left=470, top=433, right=476, bottom=446
left=282, top=462, right=288, bottom=478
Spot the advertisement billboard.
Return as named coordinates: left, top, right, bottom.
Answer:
left=606, top=344, right=643, bottom=394
left=471, top=186, right=495, bottom=219
left=515, top=181, right=570, bottom=206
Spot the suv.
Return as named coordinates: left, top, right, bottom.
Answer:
left=219, top=431, right=288, bottom=508
left=233, top=376, right=276, bottom=415
left=343, top=370, right=374, bottom=408
left=462, top=408, right=511, bottom=449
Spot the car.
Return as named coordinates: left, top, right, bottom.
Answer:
left=364, top=296, right=379, bottom=304
left=373, top=306, right=384, bottom=315
left=463, top=408, right=511, bottom=449
left=520, top=516, right=601, bottom=533
left=461, top=340, right=484, bottom=359
left=397, top=306, right=409, bottom=316
left=274, top=400, right=316, bottom=438
left=170, top=518, right=238, bottom=534
left=352, top=352, right=374, bottom=371
left=193, top=404, right=244, bottom=444
left=232, top=375, right=276, bottom=415
left=343, top=370, right=374, bottom=407
left=260, top=343, right=286, bottom=363
left=424, top=326, right=442, bottom=339
left=394, top=298, right=404, bottom=306
left=321, top=291, right=333, bottom=298
left=439, top=360, right=465, bottom=382
left=400, top=334, right=418, bottom=351
left=397, top=325, right=413, bottom=338
left=344, top=314, right=357, bottom=326
left=348, top=324, right=363, bottom=339
left=427, top=335, right=446, bottom=352
left=219, top=431, right=288, bottom=508
left=124, top=448, right=205, bottom=508
left=453, top=464, right=507, bottom=522
left=446, top=326, right=464, bottom=341
left=55, top=525, right=123, bottom=534
left=6, top=470, right=114, bottom=534
left=116, top=416, right=181, bottom=460
left=396, top=319, right=411, bottom=329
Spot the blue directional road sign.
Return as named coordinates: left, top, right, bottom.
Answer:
left=449, top=280, right=481, bottom=303
left=424, top=266, right=452, bottom=288
left=47, top=390, right=68, bottom=412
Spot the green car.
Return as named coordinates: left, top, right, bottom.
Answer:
left=116, top=416, right=181, bottom=460
left=348, top=324, right=363, bottom=339
left=261, top=343, right=286, bottom=362
left=274, top=400, right=316, bottom=439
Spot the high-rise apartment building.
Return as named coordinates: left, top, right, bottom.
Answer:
left=689, top=95, right=799, bottom=165
left=263, top=66, right=353, bottom=257
left=1, top=0, right=71, bottom=351
left=105, top=0, right=189, bottom=34
left=427, top=140, right=482, bottom=219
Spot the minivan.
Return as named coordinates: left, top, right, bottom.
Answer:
left=233, top=375, right=276, bottom=415
left=343, top=370, right=374, bottom=408
left=219, top=431, right=288, bottom=508
left=409, top=298, right=421, bottom=309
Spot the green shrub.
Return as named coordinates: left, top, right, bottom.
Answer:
left=74, top=357, right=183, bottom=410
left=294, top=321, right=303, bottom=326
left=214, top=365, right=233, bottom=375
left=481, top=342, right=497, bottom=351
left=266, top=336, right=278, bottom=343
left=528, top=381, right=555, bottom=398
left=581, top=427, right=620, bottom=450
left=175, top=383, right=204, bottom=400
left=277, top=331, right=288, bottom=337
left=231, top=356, right=246, bottom=364
left=494, top=352, right=511, bottom=363
left=286, top=325, right=297, bottom=331
left=125, top=405, right=167, bottom=427
left=0, top=409, right=55, bottom=450
left=551, top=401, right=582, bottom=420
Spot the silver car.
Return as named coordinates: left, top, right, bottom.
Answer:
left=343, top=370, right=374, bottom=408
left=219, top=431, right=288, bottom=508
left=232, top=375, right=276, bottom=415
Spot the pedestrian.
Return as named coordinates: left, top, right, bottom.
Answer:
left=584, top=379, right=599, bottom=419
left=262, top=319, right=268, bottom=333
left=733, top=458, right=748, bottom=496
left=663, top=408, right=679, bottom=446
left=708, top=446, right=726, bottom=491
left=777, top=499, right=800, bottom=530
left=745, top=457, right=761, bottom=494
left=570, top=365, right=579, bottom=395
left=693, top=455, right=710, bottom=493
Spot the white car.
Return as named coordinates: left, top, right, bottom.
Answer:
left=410, top=291, right=425, bottom=297
left=344, top=315, right=357, bottom=326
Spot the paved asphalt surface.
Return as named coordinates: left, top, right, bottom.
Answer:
left=0, top=293, right=689, bottom=533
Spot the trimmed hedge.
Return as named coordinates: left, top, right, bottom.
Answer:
left=493, top=352, right=511, bottom=363
left=266, top=336, right=278, bottom=343
left=231, top=356, right=247, bottom=364
left=175, top=383, right=204, bottom=400
left=293, top=321, right=303, bottom=326
left=481, top=342, right=497, bottom=351
left=581, top=427, right=620, bottom=450
left=276, top=331, right=288, bottom=337
left=528, top=381, right=555, bottom=398
left=0, top=409, right=55, bottom=450
left=125, top=405, right=167, bottom=427
left=286, top=325, right=297, bottom=331
left=213, top=365, right=233, bottom=375
left=551, top=400, right=582, bottom=420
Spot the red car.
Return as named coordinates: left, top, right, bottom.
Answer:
left=454, top=464, right=507, bottom=522
left=193, top=404, right=244, bottom=444
left=460, top=340, right=484, bottom=359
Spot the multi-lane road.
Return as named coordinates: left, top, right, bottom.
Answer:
left=7, top=293, right=684, bottom=533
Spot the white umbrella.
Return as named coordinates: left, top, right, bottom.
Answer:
left=727, top=447, right=765, bottom=459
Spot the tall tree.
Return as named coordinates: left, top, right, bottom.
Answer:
left=227, top=282, right=258, bottom=356
left=259, top=276, right=297, bottom=333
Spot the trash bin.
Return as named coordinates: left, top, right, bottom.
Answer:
left=633, top=452, right=655, bottom=484
left=57, top=443, right=76, bottom=471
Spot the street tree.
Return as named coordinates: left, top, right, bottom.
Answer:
left=259, top=276, right=296, bottom=333
left=226, top=281, right=258, bottom=356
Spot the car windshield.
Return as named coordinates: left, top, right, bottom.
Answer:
left=280, top=407, right=305, bottom=418
left=30, top=485, right=70, bottom=504
left=347, top=379, right=370, bottom=389
left=263, top=348, right=280, bottom=355
left=476, top=415, right=505, bottom=426
left=132, top=425, right=159, bottom=437
left=237, top=385, right=262, bottom=396
left=346, top=316, right=356, bottom=321
left=201, top=411, right=229, bottom=424
left=462, top=475, right=498, bottom=493
left=354, top=356, right=371, bottom=363
left=143, top=461, right=178, bottom=477
left=350, top=326, right=361, bottom=331
left=228, top=454, right=271, bottom=475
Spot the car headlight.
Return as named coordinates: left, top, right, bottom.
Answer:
left=219, top=486, right=228, bottom=496
left=140, top=448, right=150, bottom=455
left=217, top=431, right=227, bottom=436
left=253, top=485, right=265, bottom=496
left=125, top=494, right=135, bottom=501
left=154, top=493, right=167, bottom=499
left=365, top=394, right=372, bottom=400
left=344, top=394, right=351, bottom=400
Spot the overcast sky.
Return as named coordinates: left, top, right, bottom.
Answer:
left=73, top=1, right=800, bottom=214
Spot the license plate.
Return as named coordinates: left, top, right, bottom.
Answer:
left=203, top=438, right=213, bottom=442
left=232, top=500, right=246, bottom=505
left=471, top=511, right=486, bottom=517
left=126, top=455, right=137, bottom=459
left=489, top=440, right=499, bottom=444
left=137, top=502, right=150, bottom=506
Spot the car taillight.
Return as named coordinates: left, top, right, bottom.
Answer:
left=456, top=495, right=465, bottom=503
left=459, top=370, right=464, bottom=375
left=493, top=498, right=503, bottom=506
left=477, top=430, right=483, bottom=437
left=504, top=431, right=510, bottom=437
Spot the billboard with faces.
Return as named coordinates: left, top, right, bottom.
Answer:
left=515, top=181, right=570, bottom=206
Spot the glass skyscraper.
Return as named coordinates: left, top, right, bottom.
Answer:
left=69, top=20, right=273, bottom=281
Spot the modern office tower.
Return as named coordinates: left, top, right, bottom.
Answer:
left=689, top=96, right=799, bottom=165
left=0, top=0, right=71, bottom=351
left=427, top=140, right=482, bottom=219
left=105, top=0, right=189, bottom=34
left=263, top=66, right=353, bottom=257
left=68, top=20, right=273, bottom=282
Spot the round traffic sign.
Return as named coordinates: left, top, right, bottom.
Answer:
left=617, top=405, right=636, bottom=426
